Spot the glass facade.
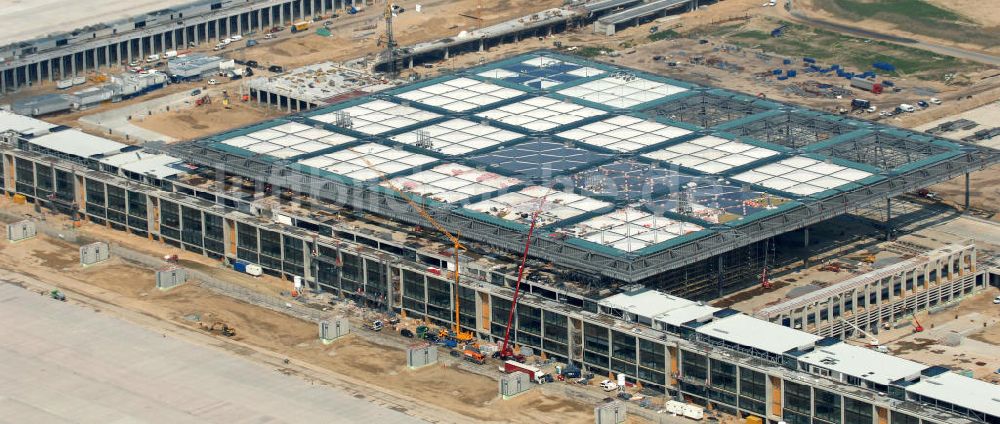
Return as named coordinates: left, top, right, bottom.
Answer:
left=844, top=397, right=873, bottom=424
left=815, top=388, right=842, bottom=424
left=4, top=154, right=986, bottom=424
left=681, top=350, right=708, bottom=381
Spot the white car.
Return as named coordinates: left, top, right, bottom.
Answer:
left=231, top=35, right=243, bottom=41
left=993, top=295, right=1000, bottom=304
left=599, top=379, right=619, bottom=392
left=208, top=78, right=218, bottom=85
left=867, top=106, right=878, bottom=113
left=930, top=97, right=942, bottom=105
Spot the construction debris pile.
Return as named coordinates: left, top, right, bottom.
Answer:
left=783, top=80, right=853, bottom=98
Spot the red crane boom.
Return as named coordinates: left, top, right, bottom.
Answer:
left=497, top=194, right=550, bottom=361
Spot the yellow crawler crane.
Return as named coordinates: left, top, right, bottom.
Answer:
left=356, top=151, right=474, bottom=342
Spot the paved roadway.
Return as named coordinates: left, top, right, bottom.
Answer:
left=0, top=282, right=425, bottom=424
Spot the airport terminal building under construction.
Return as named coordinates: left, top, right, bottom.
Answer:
left=1, top=52, right=998, bottom=424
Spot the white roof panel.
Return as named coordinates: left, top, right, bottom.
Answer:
left=797, top=342, right=926, bottom=385
left=0, top=111, right=57, bottom=136
left=654, top=303, right=720, bottom=328
left=907, top=372, right=1000, bottom=417
left=29, top=130, right=129, bottom=158
left=475, top=96, right=605, bottom=132
left=599, top=289, right=696, bottom=321
left=558, top=74, right=687, bottom=109
left=696, top=314, right=821, bottom=355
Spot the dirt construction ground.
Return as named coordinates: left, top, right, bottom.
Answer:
left=0, top=201, right=606, bottom=424
left=133, top=96, right=285, bottom=140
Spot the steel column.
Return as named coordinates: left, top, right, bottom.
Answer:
left=964, top=172, right=970, bottom=211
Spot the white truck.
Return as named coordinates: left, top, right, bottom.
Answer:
left=599, top=379, right=618, bottom=392
left=899, top=104, right=916, bottom=113
left=164, top=50, right=178, bottom=58
left=145, top=54, right=160, bottom=63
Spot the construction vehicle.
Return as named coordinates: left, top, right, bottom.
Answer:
left=290, top=21, right=311, bottom=33
left=496, top=189, right=553, bottom=362
left=200, top=321, right=236, bottom=337
left=912, top=314, right=924, bottom=332
left=760, top=238, right=773, bottom=289
left=358, top=151, right=474, bottom=343
left=195, top=95, right=211, bottom=106
left=847, top=251, right=877, bottom=264
left=503, top=360, right=548, bottom=383
left=463, top=349, right=486, bottom=365
left=50, top=289, right=66, bottom=301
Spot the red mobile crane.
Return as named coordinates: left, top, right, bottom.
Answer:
left=495, top=192, right=551, bottom=362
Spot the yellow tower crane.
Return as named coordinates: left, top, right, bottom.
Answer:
left=356, top=150, right=473, bottom=342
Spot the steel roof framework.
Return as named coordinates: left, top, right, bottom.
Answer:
left=722, top=110, right=861, bottom=149
left=644, top=90, right=773, bottom=128
left=168, top=51, right=1000, bottom=283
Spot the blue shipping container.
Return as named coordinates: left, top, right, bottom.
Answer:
left=772, top=69, right=782, bottom=75
left=777, top=76, right=788, bottom=81
left=788, top=70, right=797, bottom=77
left=234, top=262, right=247, bottom=272
left=783, top=59, right=792, bottom=65
left=803, top=57, right=816, bottom=63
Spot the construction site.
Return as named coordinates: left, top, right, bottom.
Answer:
left=1, top=0, right=1000, bottom=423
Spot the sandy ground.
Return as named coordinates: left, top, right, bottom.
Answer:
left=914, top=101, right=1000, bottom=146
left=249, top=0, right=564, bottom=71
left=133, top=96, right=283, bottom=140
left=882, top=290, right=1000, bottom=381
left=794, top=0, right=1000, bottom=55
left=925, top=0, right=1000, bottom=27
left=0, top=202, right=599, bottom=424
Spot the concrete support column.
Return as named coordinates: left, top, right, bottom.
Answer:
left=105, top=46, right=111, bottom=68
left=47, top=60, right=53, bottom=81
left=195, top=24, right=200, bottom=44
left=71, top=55, right=77, bottom=76
left=258, top=9, right=264, bottom=29
left=280, top=3, right=285, bottom=24
left=215, top=20, right=220, bottom=41
left=91, top=48, right=98, bottom=70
left=1, top=69, right=6, bottom=94
left=238, top=13, right=243, bottom=35
left=127, top=40, right=133, bottom=62
left=408, top=56, right=413, bottom=69
left=444, top=47, right=449, bottom=60
left=479, top=39, right=484, bottom=52
left=321, top=0, right=326, bottom=14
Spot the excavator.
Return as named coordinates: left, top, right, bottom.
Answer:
left=200, top=321, right=236, bottom=337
